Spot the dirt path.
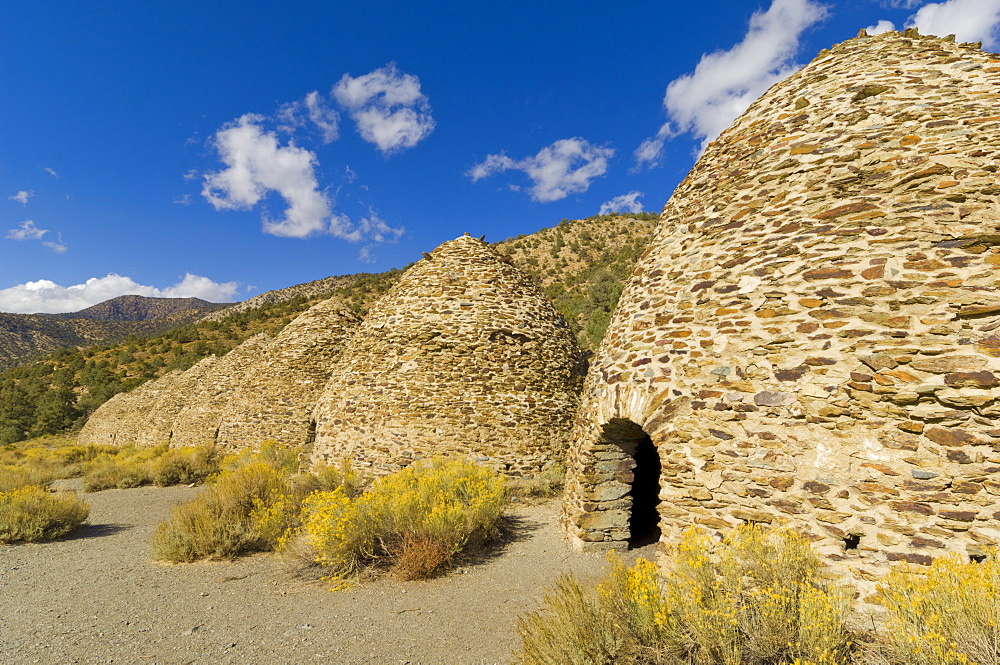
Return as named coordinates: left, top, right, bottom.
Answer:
left=0, top=484, right=651, bottom=664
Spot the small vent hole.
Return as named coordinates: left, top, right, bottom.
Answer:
left=971, top=554, right=987, bottom=564
left=844, top=534, right=861, bottom=550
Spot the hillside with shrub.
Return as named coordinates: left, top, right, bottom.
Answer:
left=0, top=213, right=657, bottom=446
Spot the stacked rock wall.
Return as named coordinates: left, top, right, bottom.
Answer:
left=215, top=301, right=359, bottom=452
left=310, top=234, right=586, bottom=476
left=562, top=32, right=1000, bottom=591
left=134, top=357, right=220, bottom=448
left=77, top=369, right=187, bottom=446
left=170, top=333, right=272, bottom=447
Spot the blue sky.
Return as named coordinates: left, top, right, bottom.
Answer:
left=3, top=0, right=999, bottom=313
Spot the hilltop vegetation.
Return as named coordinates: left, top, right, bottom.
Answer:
left=0, top=297, right=228, bottom=370
left=0, top=213, right=657, bottom=446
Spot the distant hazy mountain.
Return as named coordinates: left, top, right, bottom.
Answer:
left=0, top=296, right=229, bottom=369
left=50, top=295, right=228, bottom=322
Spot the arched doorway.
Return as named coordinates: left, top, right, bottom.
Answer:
left=598, top=418, right=662, bottom=548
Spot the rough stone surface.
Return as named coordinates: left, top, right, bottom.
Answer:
left=76, top=369, right=191, bottom=447
left=169, top=333, right=274, bottom=447
left=562, top=32, right=1000, bottom=596
left=214, top=301, right=360, bottom=452
left=79, top=293, right=362, bottom=452
left=310, top=234, right=586, bottom=476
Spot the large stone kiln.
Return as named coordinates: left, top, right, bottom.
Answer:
left=310, top=233, right=586, bottom=476
left=562, top=31, right=1000, bottom=588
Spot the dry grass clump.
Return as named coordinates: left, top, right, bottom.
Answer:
left=0, top=435, right=113, bottom=491
left=151, top=461, right=293, bottom=562
left=0, top=486, right=90, bottom=543
left=288, top=458, right=508, bottom=581
left=149, top=446, right=221, bottom=486
left=517, top=525, right=853, bottom=665
left=150, top=444, right=363, bottom=563
left=508, top=463, right=565, bottom=501
left=81, top=444, right=220, bottom=492
left=873, top=551, right=999, bottom=665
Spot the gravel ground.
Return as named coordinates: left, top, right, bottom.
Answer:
left=0, top=482, right=652, bottom=664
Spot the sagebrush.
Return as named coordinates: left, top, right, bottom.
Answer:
left=0, top=486, right=90, bottom=543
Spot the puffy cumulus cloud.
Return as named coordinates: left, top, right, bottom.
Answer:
left=9, top=190, right=33, bottom=205
left=333, top=63, right=435, bottom=154
left=635, top=0, right=828, bottom=167
left=907, top=0, right=1000, bottom=49
left=277, top=90, right=339, bottom=144
left=467, top=138, right=614, bottom=203
left=6, top=220, right=48, bottom=241
left=0, top=273, right=240, bottom=314
left=599, top=191, right=645, bottom=215
left=202, top=114, right=338, bottom=239
left=865, top=19, right=897, bottom=35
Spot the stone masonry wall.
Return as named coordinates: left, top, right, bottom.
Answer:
left=170, top=333, right=272, bottom=447
left=310, top=234, right=586, bottom=476
left=562, top=32, right=1000, bottom=595
left=214, top=301, right=359, bottom=453
left=77, top=369, right=188, bottom=446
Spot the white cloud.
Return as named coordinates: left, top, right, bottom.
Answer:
left=468, top=138, right=614, bottom=203
left=635, top=0, right=828, bottom=167
left=44, top=167, right=58, bottom=178
left=599, top=191, right=645, bottom=215
left=42, top=235, right=68, bottom=254
left=358, top=245, right=376, bottom=264
left=6, top=220, right=48, bottom=241
left=278, top=91, right=340, bottom=144
left=357, top=209, right=404, bottom=243
left=173, top=194, right=192, bottom=206
left=9, top=190, right=33, bottom=205
left=333, top=63, right=435, bottom=154
left=632, top=125, right=675, bottom=170
left=202, top=114, right=339, bottom=239
left=0, top=273, right=240, bottom=314
left=907, top=0, right=1000, bottom=49
left=866, top=19, right=897, bottom=35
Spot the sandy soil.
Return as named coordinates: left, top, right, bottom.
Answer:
left=0, top=482, right=652, bottom=664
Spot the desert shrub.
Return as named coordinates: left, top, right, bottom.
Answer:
left=222, top=439, right=301, bottom=475
left=0, top=465, right=58, bottom=492
left=83, top=458, right=150, bottom=491
left=0, top=435, right=116, bottom=490
left=509, top=463, right=565, bottom=500
left=151, top=462, right=294, bottom=562
left=292, top=458, right=508, bottom=580
left=149, top=445, right=220, bottom=486
left=289, top=459, right=366, bottom=499
left=516, top=525, right=854, bottom=665
left=0, top=486, right=90, bottom=543
left=876, top=551, right=999, bottom=665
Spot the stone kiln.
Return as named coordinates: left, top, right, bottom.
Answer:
left=310, top=234, right=586, bottom=476
left=214, top=300, right=360, bottom=452
left=169, top=333, right=274, bottom=447
left=562, top=32, right=1000, bottom=588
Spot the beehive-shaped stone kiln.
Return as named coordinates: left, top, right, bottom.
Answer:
left=310, top=233, right=586, bottom=475
left=214, top=300, right=360, bottom=452
left=562, top=31, right=1000, bottom=586
left=169, top=333, right=273, bottom=447
left=77, top=368, right=191, bottom=446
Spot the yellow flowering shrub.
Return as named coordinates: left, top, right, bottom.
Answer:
left=516, top=524, right=853, bottom=665
left=149, top=445, right=220, bottom=486
left=877, top=551, right=998, bottom=665
left=0, top=435, right=114, bottom=491
left=291, top=458, right=508, bottom=580
left=0, top=486, right=90, bottom=543
left=152, top=461, right=294, bottom=562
